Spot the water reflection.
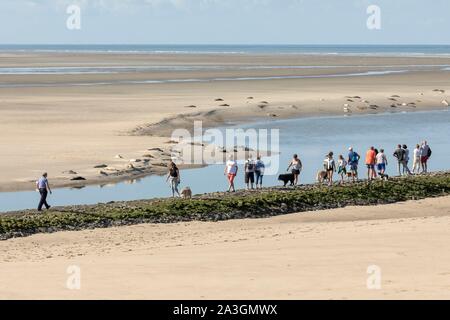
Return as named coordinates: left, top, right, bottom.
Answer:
left=1, top=110, right=449, bottom=213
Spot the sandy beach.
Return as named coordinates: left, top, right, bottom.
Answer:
left=2, top=52, right=450, bottom=300
left=1, top=52, right=449, bottom=192
left=1, top=195, right=449, bottom=300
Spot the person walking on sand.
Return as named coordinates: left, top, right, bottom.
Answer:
left=287, top=154, right=303, bottom=186
left=365, top=146, right=377, bottom=181
left=244, top=155, right=256, bottom=190
left=420, top=141, right=432, bottom=173
left=36, top=172, right=52, bottom=211
left=254, top=155, right=265, bottom=189
left=166, top=161, right=180, bottom=197
left=393, top=144, right=409, bottom=176
left=376, top=148, right=388, bottom=176
left=347, top=147, right=360, bottom=182
left=337, top=155, right=347, bottom=184
left=224, top=155, right=238, bottom=192
left=412, top=144, right=421, bottom=174
left=323, top=152, right=336, bottom=186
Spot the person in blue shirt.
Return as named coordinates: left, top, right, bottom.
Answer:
left=254, top=155, right=265, bottom=189
left=347, top=147, right=360, bottom=182
left=36, top=172, right=52, bottom=211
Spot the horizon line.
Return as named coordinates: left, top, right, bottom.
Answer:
left=1, top=43, right=450, bottom=46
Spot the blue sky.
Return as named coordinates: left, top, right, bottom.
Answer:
left=0, top=0, right=449, bottom=44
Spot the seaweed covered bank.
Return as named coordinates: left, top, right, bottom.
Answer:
left=1, top=172, right=449, bottom=240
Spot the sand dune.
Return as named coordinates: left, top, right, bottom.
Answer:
left=1, top=196, right=449, bottom=299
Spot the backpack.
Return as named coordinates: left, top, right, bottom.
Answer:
left=169, top=167, right=178, bottom=178
left=255, top=160, right=264, bottom=172
left=247, top=161, right=254, bottom=171
left=324, top=158, right=334, bottom=170
left=350, top=152, right=359, bottom=163
left=427, top=147, right=432, bottom=158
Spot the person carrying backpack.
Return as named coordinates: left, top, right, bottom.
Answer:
left=244, top=155, right=256, bottom=190
left=347, top=147, right=360, bottom=182
left=420, top=141, right=432, bottom=173
left=323, top=152, right=336, bottom=186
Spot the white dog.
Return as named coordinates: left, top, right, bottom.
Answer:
left=316, top=170, right=328, bottom=184
left=181, top=187, right=192, bottom=199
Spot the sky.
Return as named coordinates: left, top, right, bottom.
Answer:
left=0, top=0, right=449, bottom=44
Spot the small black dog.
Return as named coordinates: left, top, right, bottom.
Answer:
left=278, top=173, right=295, bottom=186
left=378, top=172, right=389, bottom=181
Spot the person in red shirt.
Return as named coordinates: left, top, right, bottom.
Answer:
left=365, top=146, right=377, bottom=181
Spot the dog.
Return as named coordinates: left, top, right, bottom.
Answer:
left=180, top=187, right=192, bottom=199
left=378, top=172, right=389, bottom=181
left=316, top=170, right=329, bottom=184
left=278, top=173, right=295, bottom=186
left=346, top=171, right=358, bottom=180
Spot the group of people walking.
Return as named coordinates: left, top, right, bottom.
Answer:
left=225, top=155, right=265, bottom=192
left=34, top=141, right=433, bottom=208
left=318, top=141, right=432, bottom=186
left=223, top=140, right=432, bottom=192
left=394, top=141, right=432, bottom=175
left=167, top=154, right=267, bottom=196
left=163, top=140, right=434, bottom=196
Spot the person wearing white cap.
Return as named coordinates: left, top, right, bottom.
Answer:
left=347, top=147, right=360, bottom=182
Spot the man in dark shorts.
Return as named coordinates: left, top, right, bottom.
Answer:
left=347, top=147, right=360, bottom=182
left=244, top=156, right=256, bottom=190
left=287, top=154, right=303, bottom=186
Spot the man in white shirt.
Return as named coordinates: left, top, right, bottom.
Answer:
left=224, top=155, right=238, bottom=192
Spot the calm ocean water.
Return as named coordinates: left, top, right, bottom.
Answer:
left=1, top=110, right=449, bottom=212
left=2, top=44, right=450, bottom=56
left=2, top=44, right=449, bottom=81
